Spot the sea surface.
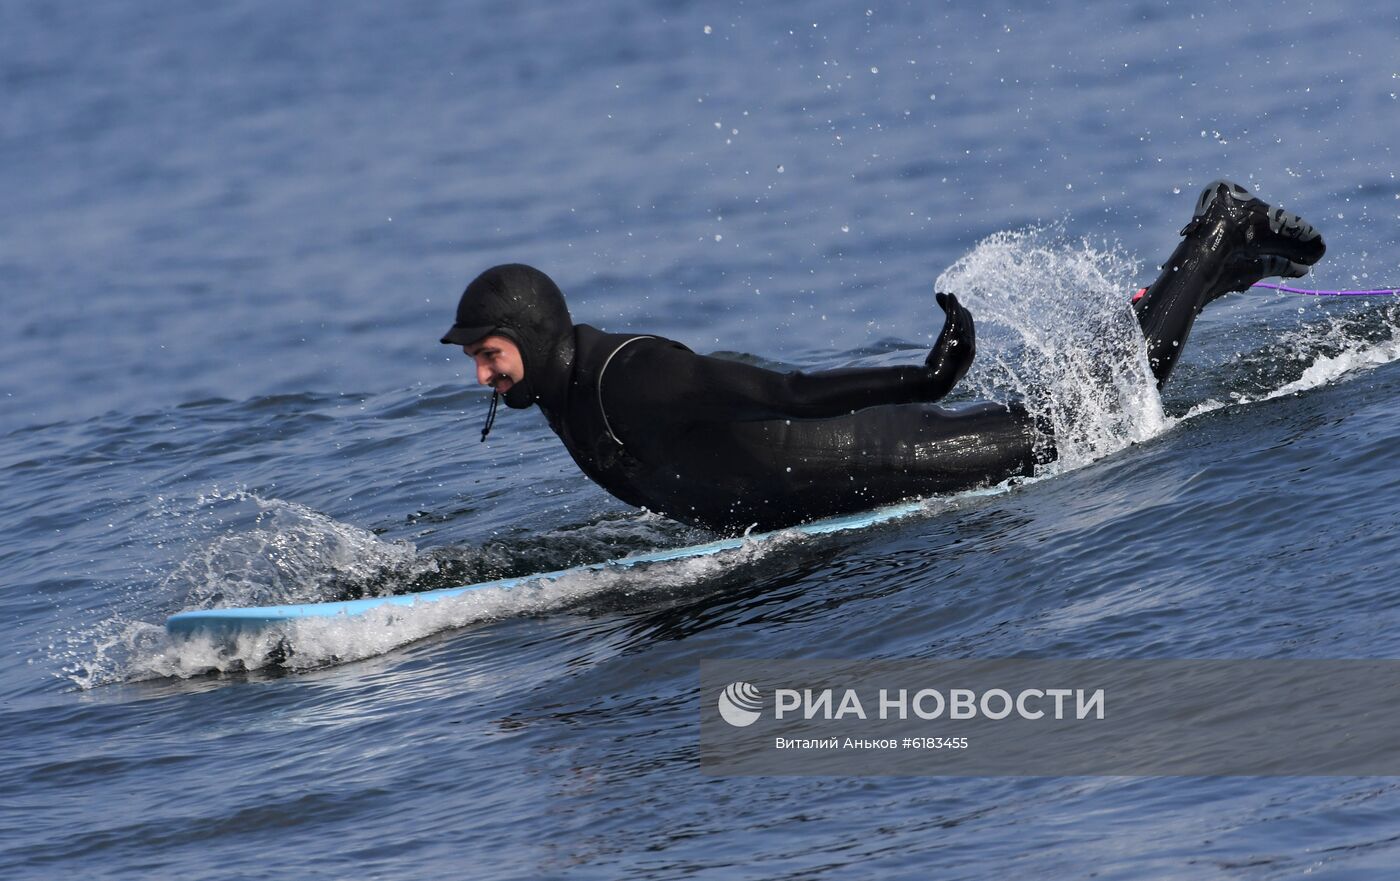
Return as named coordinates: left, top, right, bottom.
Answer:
left=4, top=1, right=1399, bottom=878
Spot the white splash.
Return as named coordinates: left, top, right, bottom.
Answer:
left=63, top=492, right=805, bottom=686
left=1184, top=303, right=1400, bottom=419
left=165, top=491, right=426, bottom=610
left=936, top=226, right=1167, bottom=469
left=62, top=490, right=436, bottom=688
left=1261, top=321, right=1400, bottom=401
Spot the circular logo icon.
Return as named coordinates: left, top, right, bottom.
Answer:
left=717, top=681, right=764, bottom=727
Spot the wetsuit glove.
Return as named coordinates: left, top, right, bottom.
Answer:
left=924, top=292, right=976, bottom=399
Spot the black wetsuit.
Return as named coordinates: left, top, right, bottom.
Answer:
left=550, top=326, right=1039, bottom=531
left=442, top=265, right=1039, bottom=533
left=440, top=184, right=1322, bottom=533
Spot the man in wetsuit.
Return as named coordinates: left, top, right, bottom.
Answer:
left=441, top=180, right=1324, bottom=533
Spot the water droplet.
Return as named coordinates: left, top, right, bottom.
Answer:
left=703, top=25, right=712, bottom=34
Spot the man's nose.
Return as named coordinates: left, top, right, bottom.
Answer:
left=476, top=361, right=493, bottom=386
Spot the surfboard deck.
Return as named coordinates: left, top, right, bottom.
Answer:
left=165, top=500, right=926, bottom=637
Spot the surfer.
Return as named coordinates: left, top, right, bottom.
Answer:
left=441, top=180, right=1323, bottom=532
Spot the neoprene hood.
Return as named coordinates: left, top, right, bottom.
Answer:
left=440, top=264, right=575, bottom=410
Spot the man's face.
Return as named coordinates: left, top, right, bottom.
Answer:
left=465, top=335, right=524, bottom=394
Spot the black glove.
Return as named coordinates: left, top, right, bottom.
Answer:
left=924, top=291, right=975, bottom=399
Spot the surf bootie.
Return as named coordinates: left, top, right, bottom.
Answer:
left=1133, top=179, right=1325, bottom=387
left=1188, top=179, right=1326, bottom=297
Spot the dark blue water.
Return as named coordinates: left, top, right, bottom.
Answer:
left=4, top=1, right=1399, bottom=878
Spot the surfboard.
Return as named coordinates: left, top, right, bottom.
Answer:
left=165, top=500, right=926, bottom=637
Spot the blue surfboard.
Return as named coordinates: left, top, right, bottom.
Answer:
left=165, top=500, right=927, bottom=637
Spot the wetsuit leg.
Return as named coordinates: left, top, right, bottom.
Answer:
left=722, top=401, right=1044, bottom=528
left=1133, top=231, right=1229, bottom=387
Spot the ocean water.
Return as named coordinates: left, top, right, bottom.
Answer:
left=4, top=1, right=1400, bottom=878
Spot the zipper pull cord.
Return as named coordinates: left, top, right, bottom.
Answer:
left=480, top=389, right=500, bottom=442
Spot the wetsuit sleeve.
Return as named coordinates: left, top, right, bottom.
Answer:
left=613, top=341, right=958, bottom=422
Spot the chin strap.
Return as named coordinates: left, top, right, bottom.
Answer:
left=480, top=390, right=500, bottom=442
